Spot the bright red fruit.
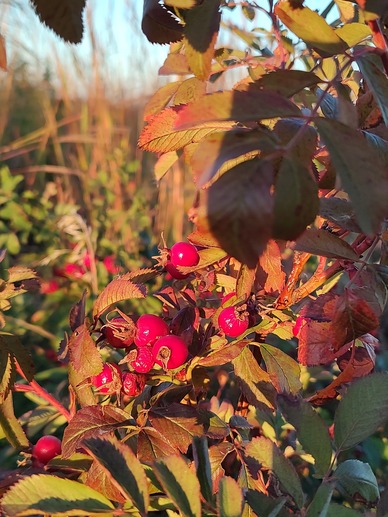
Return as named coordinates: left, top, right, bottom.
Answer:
left=102, top=317, right=134, bottom=348
left=218, top=307, right=249, bottom=338
left=170, top=241, right=200, bottom=268
left=32, top=435, right=62, bottom=464
left=135, top=314, right=169, bottom=347
left=292, top=316, right=308, bottom=337
left=165, top=262, right=190, bottom=280
left=121, top=372, right=146, bottom=397
left=131, top=346, right=154, bottom=373
left=91, top=363, right=121, bottom=394
left=152, top=335, right=188, bottom=370
left=40, top=280, right=60, bottom=294
left=63, top=263, right=86, bottom=278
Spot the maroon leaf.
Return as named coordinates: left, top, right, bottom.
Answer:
left=30, top=0, right=86, bottom=43
left=295, top=227, right=359, bottom=260
left=141, top=0, right=184, bottom=44
left=69, top=290, right=87, bottom=332
left=137, top=427, right=177, bottom=462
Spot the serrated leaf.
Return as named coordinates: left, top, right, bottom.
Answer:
left=199, top=159, right=273, bottom=268
left=192, top=436, right=214, bottom=505
left=1, top=474, right=114, bottom=516
left=0, top=344, right=14, bottom=403
left=85, top=460, right=125, bottom=504
left=334, top=460, right=379, bottom=504
left=275, top=1, right=348, bottom=57
left=232, top=347, right=276, bottom=410
left=138, top=427, right=177, bottom=462
left=148, top=403, right=204, bottom=453
left=217, top=476, right=244, bottom=517
left=273, top=157, right=319, bottom=241
left=175, top=89, right=301, bottom=128
left=142, top=0, right=184, bottom=44
left=93, top=277, right=146, bottom=319
left=315, top=117, right=388, bottom=234
left=357, top=52, right=388, bottom=126
left=67, top=323, right=103, bottom=381
left=245, top=436, right=305, bottom=508
left=62, top=405, right=130, bottom=458
left=278, top=395, right=333, bottom=477
left=0, top=391, right=29, bottom=449
left=295, top=228, right=359, bottom=260
left=83, top=435, right=149, bottom=515
left=305, top=481, right=335, bottom=517
left=153, top=454, right=202, bottom=517
left=257, top=240, right=286, bottom=295
left=139, top=105, right=234, bottom=153
left=260, top=344, right=302, bottom=395
left=30, top=0, right=85, bottom=43
left=334, top=372, right=388, bottom=451
left=183, top=0, right=221, bottom=80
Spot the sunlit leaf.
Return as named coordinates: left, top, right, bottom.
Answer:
left=93, top=277, right=146, bottom=319
left=256, top=240, right=286, bottom=295
left=260, top=344, right=302, bottom=395
left=217, top=476, right=244, bottom=517
left=0, top=392, right=29, bottom=449
left=67, top=323, right=103, bottom=381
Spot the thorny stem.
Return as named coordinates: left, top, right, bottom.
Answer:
left=14, top=362, right=71, bottom=422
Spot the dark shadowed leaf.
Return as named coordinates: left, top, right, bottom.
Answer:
left=327, top=503, right=363, bottom=516
left=192, top=436, right=214, bottom=505
left=275, top=1, right=348, bottom=56
left=217, top=476, right=244, bottom=517
left=83, top=435, right=149, bottom=515
left=319, top=197, right=361, bottom=233
left=175, top=89, right=301, bottom=128
left=273, top=157, right=319, bottom=241
left=93, top=278, right=146, bottom=319
left=1, top=474, right=114, bottom=516
left=69, top=291, right=87, bottom=332
left=141, top=0, right=184, bottom=44
left=153, top=455, right=202, bottom=517
left=245, top=436, right=305, bottom=508
left=246, top=491, right=287, bottom=517
left=333, top=460, right=379, bottom=504
left=334, top=373, right=388, bottom=451
left=278, top=395, right=333, bottom=477
left=148, top=403, right=204, bottom=453
left=232, top=347, right=276, bottom=410
left=315, top=117, right=388, bottom=234
left=30, top=0, right=86, bottom=43
left=260, top=344, right=302, bottom=395
left=250, top=70, right=320, bottom=97
left=62, top=405, right=130, bottom=458
left=183, top=0, right=221, bottom=80
left=357, top=53, right=388, bottom=125
left=295, top=228, right=359, bottom=260
left=200, top=159, right=274, bottom=268
left=305, top=482, right=334, bottom=517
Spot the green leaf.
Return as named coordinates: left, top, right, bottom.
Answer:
left=192, top=436, right=214, bottom=505
left=62, top=405, right=130, bottom=458
left=334, top=372, right=388, bottom=451
left=1, top=474, right=115, bottom=516
left=357, top=53, right=388, bottom=126
left=260, top=344, right=302, bottom=395
left=362, top=131, right=388, bottom=167
left=83, top=435, right=149, bottom=516
left=333, top=460, right=379, bottom=504
left=245, top=436, right=305, bottom=508
left=306, top=481, right=335, bottom=517
left=232, top=346, right=276, bottom=410
left=294, top=228, right=359, bottom=260
left=183, top=0, right=221, bottom=80
left=273, top=156, right=319, bottom=241
left=153, top=454, right=202, bottom=517
left=199, top=158, right=273, bottom=268
left=175, top=89, right=301, bottom=128
left=0, top=344, right=14, bottom=404
left=0, top=392, right=29, bottom=449
left=326, top=503, right=361, bottom=516
left=245, top=491, right=286, bottom=517
left=315, top=117, right=388, bottom=234
left=278, top=396, right=333, bottom=478
left=274, top=1, right=348, bottom=57
left=217, top=476, right=244, bottom=517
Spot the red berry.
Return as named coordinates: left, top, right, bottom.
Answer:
left=165, top=262, right=190, bottom=280
left=91, top=363, right=121, bottom=394
left=32, top=435, right=62, bottom=464
left=218, top=306, right=249, bottom=338
left=152, top=335, right=188, bottom=370
left=170, top=242, right=199, bottom=268
left=41, top=280, right=60, bottom=294
left=292, top=316, right=308, bottom=337
left=131, top=346, right=154, bottom=373
left=63, top=263, right=86, bottom=278
left=135, top=314, right=169, bottom=347
left=103, top=255, right=119, bottom=275
left=221, top=292, right=236, bottom=304
left=102, top=317, right=134, bottom=348
left=121, top=372, right=146, bottom=397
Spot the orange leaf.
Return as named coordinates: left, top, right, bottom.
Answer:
left=256, top=240, right=286, bottom=295
left=93, top=278, right=146, bottom=319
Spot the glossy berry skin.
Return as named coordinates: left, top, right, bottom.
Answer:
left=121, top=372, right=146, bottom=397
left=170, top=242, right=199, bottom=268
left=131, top=346, right=154, bottom=373
left=165, top=262, right=190, bottom=280
left=91, top=363, right=121, bottom=394
left=32, top=435, right=62, bottom=464
left=218, top=307, right=249, bottom=338
left=102, top=317, right=134, bottom=348
left=152, top=335, right=188, bottom=370
left=135, top=314, right=169, bottom=347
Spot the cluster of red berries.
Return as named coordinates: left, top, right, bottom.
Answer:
left=217, top=292, right=250, bottom=338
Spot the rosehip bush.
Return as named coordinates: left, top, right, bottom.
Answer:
left=2, top=2, right=388, bottom=517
